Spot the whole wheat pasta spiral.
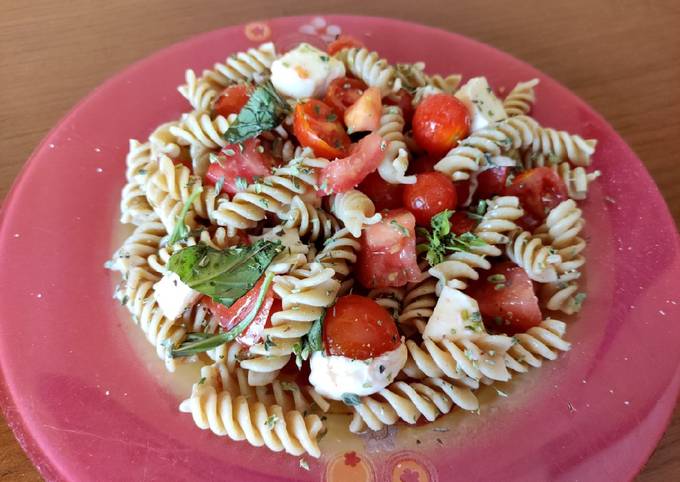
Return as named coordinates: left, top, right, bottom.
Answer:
left=198, top=42, right=277, bottom=89
left=282, top=196, right=339, bottom=242
left=330, top=190, right=381, bottom=237
left=313, top=227, right=360, bottom=279
left=109, top=221, right=166, bottom=275
left=503, top=79, right=539, bottom=117
left=178, top=68, right=219, bottom=112
left=504, top=319, right=572, bottom=373
left=506, top=230, right=562, bottom=283
left=376, top=106, right=415, bottom=184
left=335, top=47, right=397, bottom=95
left=170, top=111, right=237, bottom=150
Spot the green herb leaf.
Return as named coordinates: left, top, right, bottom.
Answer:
left=341, top=393, right=361, bottom=406
left=420, top=210, right=487, bottom=267
left=168, top=187, right=203, bottom=245
left=214, top=176, right=225, bottom=195
left=223, top=80, right=290, bottom=144
left=170, top=271, right=277, bottom=357
left=167, top=239, right=282, bottom=307
left=306, top=310, right=325, bottom=353
left=235, top=176, right=248, bottom=191
left=264, top=414, right=279, bottom=429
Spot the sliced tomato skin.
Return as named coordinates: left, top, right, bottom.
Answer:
left=384, top=89, right=415, bottom=125
left=214, top=84, right=250, bottom=117
left=327, top=35, right=365, bottom=55
left=409, top=154, right=439, bottom=175
left=324, top=295, right=401, bottom=360
left=344, top=87, right=382, bottom=133
left=449, top=211, right=478, bottom=235
left=356, top=209, right=422, bottom=289
left=323, top=77, right=367, bottom=118
left=358, top=171, right=404, bottom=212
left=402, top=172, right=458, bottom=227
left=504, top=167, right=568, bottom=221
left=293, top=99, right=351, bottom=159
left=454, top=180, right=471, bottom=207
left=204, top=138, right=273, bottom=195
left=200, top=276, right=277, bottom=347
left=318, top=132, right=385, bottom=194
left=466, top=261, right=542, bottom=335
left=475, top=167, right=511, bottom=201
left=412, top=93, right=470, bottom=157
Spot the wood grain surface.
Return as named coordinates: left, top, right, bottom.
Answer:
left=1, top=0, right=679, bottom=480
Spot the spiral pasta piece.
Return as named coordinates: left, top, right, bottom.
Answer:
left=240, top=263, right=340, bottom=384
left=330, top=190, right=381, bottom=237
left=504, top=319, right=572, bottom=373
left=473, top=196, right=524, bottom=255
left=282, top=196, right=339, bottom=242
left=521, top=153, right=601, bottom=200
left=170, top=111, right=237, bottom=150
left=395, top=62, right=461, bottom=94
left=109, top=221, right=166, bottom=274
left=198, top=42, right=278, bottom=89
left=503, top=79, right=539, bottom=117
left=178, top=68, right=220, bottom=112
left=376, top=106, right=415, bottom=184
left=314, top=228, right=360, bottom=279
left=149, top=121, right=183, bottom=160
left=120, top=140, right=157, bottom=225
left=349, top=377, right=479, bottom=433
left=506, top=230, right=562, bottom=283
left=399, top=274, right=438, bottom=335
left=531, top=127, right=597, bottom=167
left=335, top=47, right=397, bottom=95
left=179, top=363, right=325, bottom=457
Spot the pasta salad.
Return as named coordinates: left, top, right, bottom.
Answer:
left=109, top=34, right=600, bottom=459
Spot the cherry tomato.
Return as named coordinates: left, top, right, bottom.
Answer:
left=318, top=132, right=385, bottom=194
left=327, top=34, right=365, bottom=55
left=449, top=211, right=478, bottom=235
left=324, top=295, right=401, bottom=359
left=402, top=172, right=457, bottom=227
left=384, top=89, right=415, bottom=125
left=454, top=180, right=471, bottom=207
left=356, top=209, right=422, bottom=289
left=358, top=171, right=404, bottom=212
left=204, top=138, right=273, bottom=195
left=293, top=99, right=351, bottom=159
left=344, top=87, right=382, bottom=133
left=412, top=93, right=470, bottom=157
left=214, top=84, right=250, bottom=117
left=466, top=261, right=542, bottom=335
left=504, top=167, right=568, bottom=221
left=409, top=154, right=439, bottom=175
left=475, top=167, right=511, bottom=201
left=200, top=276, right=278, bottom=347
left=323, top=77, right=367, bottom=117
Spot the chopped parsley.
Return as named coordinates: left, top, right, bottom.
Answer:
left=264, top=414, right=279, bottom=429
left=417, top=210, right=487, bottom=267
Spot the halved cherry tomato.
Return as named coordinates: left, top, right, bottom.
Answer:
left=385, top=89, right=415, bottom=125
left=318, top=132, right=385, bottom=194
left=358, top=171, right=404, bottom=212
left=293, top=99, right=351, bottom=159
left=466, top=261, right=542, bottom=335
left=475, top=167, right=511, bottom=201
left=327, top=34, right=365, bottom=56
left=214, top=84, right=250, bottom=117
left=324, top=294, right=401, bottom=359
left=504, top=167, right=568, bottom=221
left=204, top=138, right=273, bottom=195
left=200, top=276, right=278, bottom=347
left=409, top=154, right=439, bottom=174
left=402, top=172, right=457, bottom=227
left=344, top=87, right=382, bottom=133
left=412, top=93, right=470, bottom=157
left=323, top=77, right=367, bottom=117
left=356, top=209, right=422, bottom=289
left=449, top=211, right=478, bottom=235
left=454, top=180, right=471, bottom=207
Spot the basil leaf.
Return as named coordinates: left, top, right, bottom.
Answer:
left=171, top=272, right=276, bottom=357
left=167, top=239, right=282, bottom=307
left=306, top=310, right=325, bottom=353
left=168, top=187, right=203, bottom=245
left=223, top=80, right=290, bottom=144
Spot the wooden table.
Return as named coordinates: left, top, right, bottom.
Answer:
left=1, top=0, right=678, bottom=479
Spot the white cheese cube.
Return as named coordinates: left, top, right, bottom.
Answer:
left=153, top=272, right=201, bottom=320
left=423, top=286, right=485, bottom=340
left=455, top=77, right=507, bottom=132
left=271, top=43, right=345, bottom=99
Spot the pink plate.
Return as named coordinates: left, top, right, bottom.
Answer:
left=1, top=15, right=679, bottom=482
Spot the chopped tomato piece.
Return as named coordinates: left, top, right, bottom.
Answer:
left=449, top=211, right=478, bottom=235
left=318, top=132, right=385, bottom=194
left=412, top=93, right=470, bottom=157
left=200, top=277, right=278, bottom=346
left=204, top=138, right=273, bottom=195
left=402, top=172, right=457, bottom=227
left=293, top=99, right=351, bottom=159
left=358, top=171, right=404, bottom=212
left=356, top=209, right=422, bottom=289
left=466, top=261, right=542, bottom=335
left=323, top=77, right=367, bottom=117
left=384, top=89, right=415, bottom=125
left=454, top=180, right=471, bottom=207
left=324, top=295, right=401, bottom=359
left=214, top=84, right=250, bottom=117
left=409, top=154, right=439, bottom=174
left=344, top=87, right=382, bottom=133
left=327, top=34, right=365, bottom=55
left=475, top=167, right=511, bottom=201
left=504, top=167, right=568, bottom=221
